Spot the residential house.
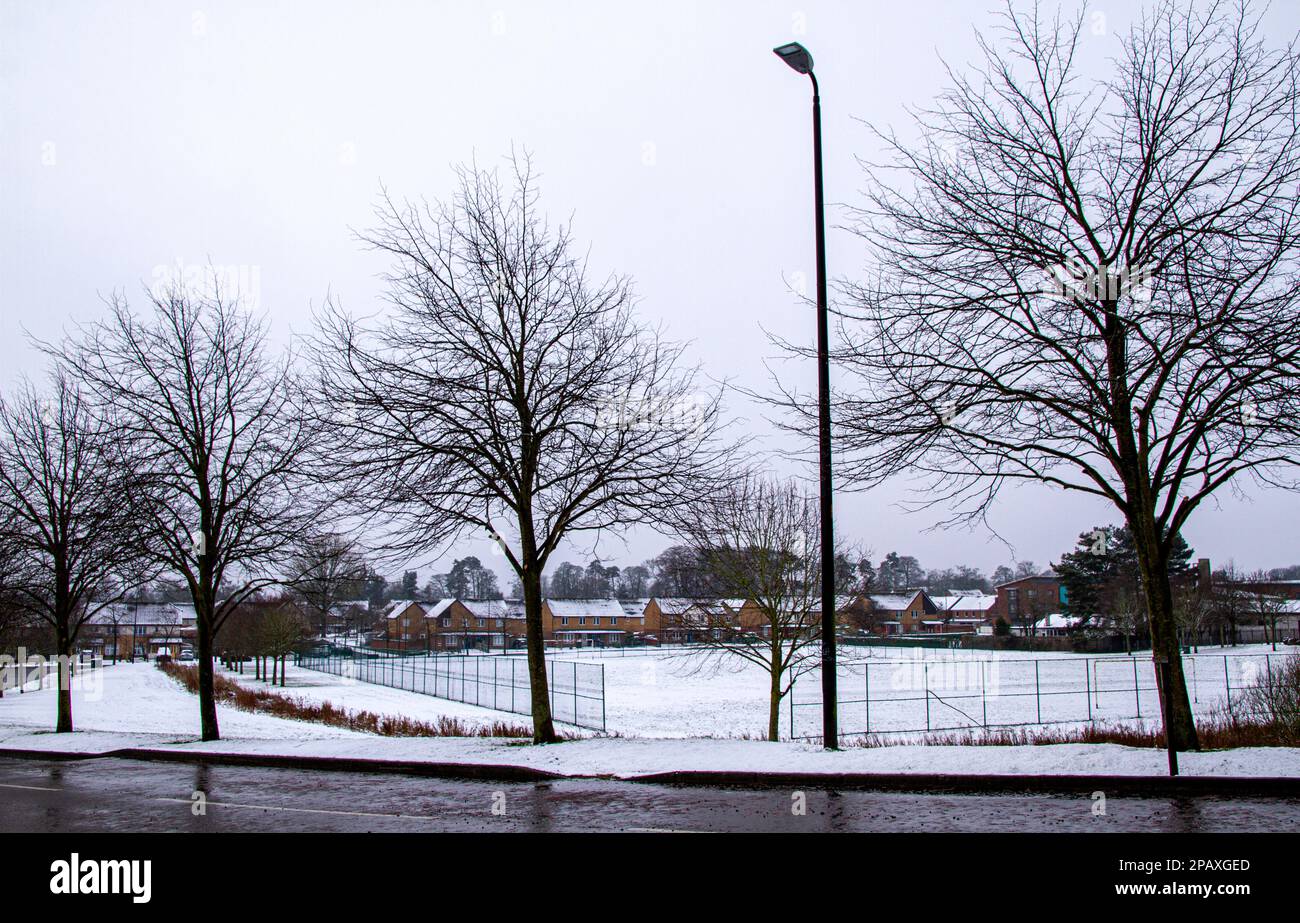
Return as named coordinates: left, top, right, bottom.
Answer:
left=381, top=599, right=429, bottom=650
left=83, top=602, right=197, bottom=660
left=428, top=599, right=525, bottom=651
left=992, top=570, right=1065, bottom=631
left=542, top=598, right=629, bottom=647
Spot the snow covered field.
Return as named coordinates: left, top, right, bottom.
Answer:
left=0, top=661, right=363, bottom=742
left=3, top=645, right=1291, bottom=746
left=563, top=643, right=1295, bottom=740
left=252, top=642, right=1296, bottom=740
left=2, top=654, right=1297, bottom=780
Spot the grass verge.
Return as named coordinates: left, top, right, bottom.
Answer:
left=159, top=660, right=545, bottom=739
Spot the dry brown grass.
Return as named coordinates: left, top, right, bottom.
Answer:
left=159, top=660, right=547, bottom=739
left=841, top=710, right=1297, bottom=750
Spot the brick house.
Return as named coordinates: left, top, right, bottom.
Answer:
left=83, top=602, right=197, bottom=660
left=427, top=599, right=525, bottom=651
left=380, top=599, right=428, bottom=650
left=992, top=570, right=1065, bottom=631
left=542, top=598, right=629, bottom=647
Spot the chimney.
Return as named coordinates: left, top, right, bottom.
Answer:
left=1197, top=558, right=1212, bottom=594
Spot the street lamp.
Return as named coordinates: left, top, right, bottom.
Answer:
left=773, top=41, right=838, bottom=749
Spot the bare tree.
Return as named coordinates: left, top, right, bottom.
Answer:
left=255, top=598, right=309, bottom=686
left=1246, top=570, right=1288, bottom=651
left=0, top=371, right=151, bottom=730
left=54, top=283, right=320, bottom=741
left=669, top=475, right=828, bottom=742
left=1172, top=581, right=1211, bottom=654
left=313, top=155, right=731, bottom=742
left=286, top=531, right=368, bottom=638
left=794, top=2, right=1300, bottom=750
left=1212, top=563, right=1251, bottom=647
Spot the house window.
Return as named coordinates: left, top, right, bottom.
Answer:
left=579, top=617, right=587, bottom=626
left=610, top=616, right=618, bottom=625
left=561, top=617, right=569, bottom=626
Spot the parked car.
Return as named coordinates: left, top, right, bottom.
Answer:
left=1283, top=637, right=1299, bottom=647
left=178, top=648, right=196, bottom=662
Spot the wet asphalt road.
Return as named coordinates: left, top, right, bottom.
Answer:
left=1, top=756, right=1297, bottom=832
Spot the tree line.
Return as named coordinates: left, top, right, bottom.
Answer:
left=4, top=3, right=1300, bottom=754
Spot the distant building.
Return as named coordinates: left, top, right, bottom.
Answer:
left=992, top=570, right=1064, bottom=631
left=83, top=602, right=197, bottom=660
left=542, top=599, right=629, bottom=647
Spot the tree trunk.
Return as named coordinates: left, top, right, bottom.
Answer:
left=1132, top=529, right=1200, bottom=751
left=196, top=608, right=220, bottom=741
left=767, top=639, right=781, bottom=742
left=56, top=628, right=73, bottom=733
left=521, top=565, right=558, bottom=743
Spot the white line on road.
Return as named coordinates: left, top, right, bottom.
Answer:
left=0, top=782, right=62, bottom=792
left=153, top=797, right=469, bottom=821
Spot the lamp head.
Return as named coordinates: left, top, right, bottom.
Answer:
left=773, top=42, right=813, bottom=75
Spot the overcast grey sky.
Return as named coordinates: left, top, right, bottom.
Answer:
left=2, top=0, right=1298, bottom=584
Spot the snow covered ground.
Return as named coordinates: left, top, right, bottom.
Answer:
left=229, top=643, right=1296, bottom=740
left=1, top=657, right=1297, bottom=780
left=216, top=661, right=528, bottom=730
left=578, top=642, right=1295, bottom=740
left=0, top=661, right=363, bottom=742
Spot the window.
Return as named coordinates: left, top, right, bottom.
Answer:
left=610, top=616, right=618, bottom=625
left=561, top=617, right=569, bottom=626
left=579, top=617, right=587, bottom=626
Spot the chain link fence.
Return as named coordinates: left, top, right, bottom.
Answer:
left=296, top=648, right=606, bottom=731
left=790, top=650, right=1292, bottom=739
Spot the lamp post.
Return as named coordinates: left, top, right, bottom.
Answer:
left=773, top=41, right=837, bottom=750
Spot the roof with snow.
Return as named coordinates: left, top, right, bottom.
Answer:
left=930, top=593, right=997, bottom=612
left=460, top=599, right=524, bottom=619
left=383, top=599, right=424, bottom=619
left=620, top=598, right=652, bottom=616
left=88, top=603, right=194, bottom=626
left=648, top=597, right=710, bottom=615
left=1033, top=613, right=1082, bottom=629
left=867, top=593, right=925, bottom=611
left=423, top=599, right=455, bottom=618
left=545, top=598, right=626, bottom=619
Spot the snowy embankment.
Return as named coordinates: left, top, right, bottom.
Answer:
left=0, top=660, right=1297, bottom=780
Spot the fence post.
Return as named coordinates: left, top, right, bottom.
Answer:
left=1224, top=655, right=1231, bottom=714
left=1085, top=659, right=1092, bottom=722
left=601, top=663, right=606, bottom=732
left=1035, top=660, right=1042, bottom=725
left=865, top=663, right=870, bottom=735
left=788, top=681, right=794, bottom=740
left=1133, top=657, right=1141, bottom=718
left=980, top=659, right=987, bottom=728
left=924, top=661, right=930, bottom=731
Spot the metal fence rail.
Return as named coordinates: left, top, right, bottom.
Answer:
left=790, top=650, right=1291, bottom=740
left=296, top=649, right=606, bottom=732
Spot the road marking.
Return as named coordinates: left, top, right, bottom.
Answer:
left=623, top=827, right=707, bottom=834
left=153, top=798, right=453, bottom=821
left=0, top=782, right=62, bottom=792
